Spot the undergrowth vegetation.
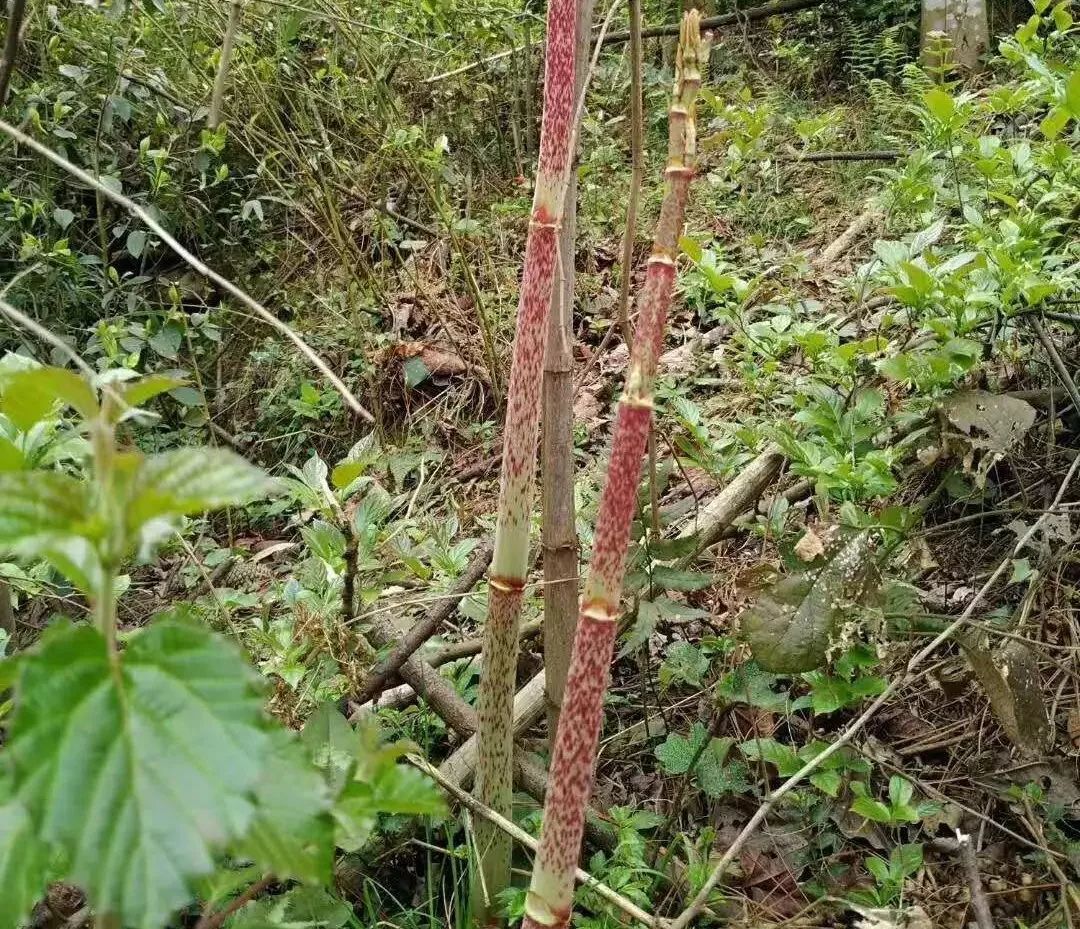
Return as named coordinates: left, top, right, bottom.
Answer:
left=0, top=0, right=1078, bottom=928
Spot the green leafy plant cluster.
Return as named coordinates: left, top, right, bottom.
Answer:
left=0, top=365, right=442, bottom=929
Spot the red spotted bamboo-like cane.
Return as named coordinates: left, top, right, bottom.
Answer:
left=521, top=14, right=704, bottom=929
left=473, top=0, right=578, bottom=919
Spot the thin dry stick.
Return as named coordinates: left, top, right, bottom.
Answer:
left=667, top=453, right=1080, bottom=929
left=0, top=119, right=373, bottom=422
left=1031, top=315, right=1080, bottom=413
left=194, top=875, right=274, bottom=929
left=352, top=539, right=494, bottom=707
left=408, top=754, right=655, bottom=929
left=616, top=0, right=644, bottom=348
left=207, top=0, right=243, bottom=130
left=955, top=830, right=994, bottom=929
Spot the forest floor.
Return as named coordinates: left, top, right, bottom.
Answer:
left=4, top=2, right=1080, bottom=928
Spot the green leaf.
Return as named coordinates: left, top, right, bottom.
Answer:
left=237, top=729, right=334, bottom=884
left=851, top=796, right=892, bottom=824
left=1010, top=557, right=1034, bottom=584
left=52, top=207, right=75, bottom=229
left=660, top=641, right=710, bottom=687
left=0, top=471, right=89, bottom=547
left=126, top=448, right=274, bottom=531
left=888, top=775, right=914, bottom=809
left=0, top=799, right=50, bottom=929
left=1, top=368, right=98, bottom=429
left=923, top=87, right=955, bottom=122
left=679, top=235, right=703, bottom=262
left=654, top=723, right=707, bottom=775
left=148, top=324, right=182, bottom=360
left=891, top=842, right=923, bottom=878
left=0, top=437, right=25, bottom=471
left=8, top=621, right=269, bottom=929
left=810, top=770, right=841, bottom=797
left=301, top=702, right=357, bottom=791
left=402, top=356, right=429, bottom=388
left=119, top=375, right=187, bottom=410
left=333, top=761, right=443, bottom=852
left=738, top=738, right=800, bottom=775
left=126, top=229, right=148, bottom=259
left=618, top=599, right=661, bottom=659
left=650, top=566, right=713, bottom=592
left=1040, top=105, right=1070, bottom=139
left=741, top=532, right=878, bottom=673
left=1065, top=67, right=1080, bottom=116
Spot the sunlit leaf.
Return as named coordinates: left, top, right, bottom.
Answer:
left=0, top=368, right=98, bottom=429
left=126, top=448, right=275, bottom=531
left=8, top=622, right=269, bottom=929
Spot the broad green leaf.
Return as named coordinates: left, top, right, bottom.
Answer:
left=301, top=702, right=358, bottom=794
left=654, top=725, right=706, bottom=775
left=8, top=622, right=269, bottom=929
left=660, top=641, right=709, bottom=688
left=237, top=729, right=334, bottom=884
left=333, top=762, right=443, bottom=852
left=126, top=229, right=147, bottom=259
left=119, top=375, right=187, bottom=410
left=0, top=471, right=89, bottom=546
left=851, top=796, right=892, bottom=824
left=810, top=770, right=841, bottom=797
left=738, top=738, right=800, bottom=775
left=741, top=532, right=878, bottom=673
left=1066, top=67, right=1080, bottom=116
left=1, top=368, right=98, bottom=429
left=126, top=448, right=274, bottom=531
left=0, top=437, right=24, bottom=471
left=0, top=799, right=50, bottom=929
left=923, top=87, right=955, bottom=122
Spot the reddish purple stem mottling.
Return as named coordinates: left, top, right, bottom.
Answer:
left=474, top=0, right=580, bottom=917
left=522, top=14, right=703, bottom=929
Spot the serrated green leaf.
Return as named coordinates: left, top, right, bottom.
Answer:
left=741, top=531, right=878, bottom=673
left=0, top=799, right=50, bottom=929
left=810, top=770, right=841, bottom=797
left=8, top=622, right=269, bottom=929
left=654, top=724, right=707, bottom=775
left=1, top=368, right=98, bottom=429
left=0, top=471, right=89, bottom=547
left=301, top=703, right=358, bottom=794
left=650, top=566, right=713, bottom=592
left=126, top=448, right=274, bottom=531
left=333, top=763, right=443, bottom=852
left=618, top=599, right=661, bottom=659
left=237, top=729, right=334, bottom=884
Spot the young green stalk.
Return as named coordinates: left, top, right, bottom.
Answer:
left=473, top=0, right=578, bottom=919
left=522, top=14, right=703, bottom=929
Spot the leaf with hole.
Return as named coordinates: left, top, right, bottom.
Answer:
left=7, top=621, right=269, bottom=929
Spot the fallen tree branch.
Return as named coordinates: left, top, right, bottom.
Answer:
left=666, top=453, right=1080, bottom=929
left=603, top=0, right=827, bottom=44
left=781, top=149, right=900, bottom=163
left=424, top=0, right=827, bottom=83
left=352, top=540, right=493, bottom=706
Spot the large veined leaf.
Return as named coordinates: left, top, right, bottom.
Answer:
left=237, top=729, right=334, bottom=884
left=741, top=532, right=878, bottom=673
left=126, top=448, right=275, bottom=531
left=0, top=471, right=89, bottom=545
left=8, top=621, right=269, bottom=929
left=0, top=798, right=50, bottom=929
left=0, top=368, right=98, bottom=430
left=0, top=472, right=102, bottom=593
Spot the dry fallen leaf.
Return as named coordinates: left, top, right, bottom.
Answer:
left=794, top=527, right=825, bottom=562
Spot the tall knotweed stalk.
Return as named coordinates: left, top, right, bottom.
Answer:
left=473, top=0, right=578, bottom=919
left=521, top=14, right=703, bottom=929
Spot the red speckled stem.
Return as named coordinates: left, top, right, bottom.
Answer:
left=474, top=0, right=578, bottom=919
left=522, top=14, right=704, bottom=929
